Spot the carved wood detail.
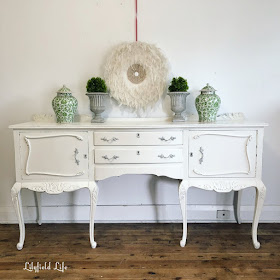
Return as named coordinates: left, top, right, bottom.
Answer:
left=188, top=180, right=258, bottom=193
left=21, top=182, right=88, bottom=194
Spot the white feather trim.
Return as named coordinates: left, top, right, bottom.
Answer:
left=104, top=42, right=169, bottom=110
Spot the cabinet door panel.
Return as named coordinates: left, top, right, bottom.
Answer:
left=20, top=132, right=89, bottom=180
left=189, top=131, right=257, bottom=178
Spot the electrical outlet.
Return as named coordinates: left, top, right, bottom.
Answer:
left=216, top=210, right=230, bottom=220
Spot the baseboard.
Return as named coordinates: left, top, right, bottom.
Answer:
left=1, top=204, right=280, bottom=224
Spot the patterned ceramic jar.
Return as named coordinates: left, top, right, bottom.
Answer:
left=52, top=85, right=78, bottom=123
left=195, top=83, right=221, bottom=122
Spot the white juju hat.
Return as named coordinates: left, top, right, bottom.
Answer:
left=104, top=42, right=168, bottom=109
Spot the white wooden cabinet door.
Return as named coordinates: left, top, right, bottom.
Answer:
left=189, top=131, right=257, bottom=178
left=19, top=132, right=89, bottom=180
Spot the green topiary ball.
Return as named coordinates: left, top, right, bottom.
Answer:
left=86, top=77, right=107, bottom=93
left=168, top=77, right=189, bottom=92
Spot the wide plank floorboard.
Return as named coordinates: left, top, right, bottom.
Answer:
left=0, top=223, right=279, bottom=280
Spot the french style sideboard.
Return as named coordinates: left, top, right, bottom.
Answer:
left=9, top=118, right=267, bottom=250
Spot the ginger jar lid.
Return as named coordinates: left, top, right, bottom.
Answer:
left=57, top=85, right=72, bottom=94
left=201, top=83, right=216, bottom=94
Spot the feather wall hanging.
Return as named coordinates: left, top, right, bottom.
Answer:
left=104, top=41, right=168, bottom=110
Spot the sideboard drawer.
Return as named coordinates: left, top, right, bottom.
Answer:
left=19, top=131, right=89, bottom=180
left=188, top=131, right=257, bottom=178
left=95, top=147, right=183, bottom=164
left=94, top=131, right=182, bottom=146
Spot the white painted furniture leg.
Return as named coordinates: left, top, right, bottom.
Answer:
left=235, top=190, right=242, bottom=224
left=252, top=181, right=266, bottom=249
left=88, top=181, right=99, bottom=249
left=35, top=192, right=42, bottom=225
left=11, top=183, right=25, bottom=250
left=179, top=180, right=188, bottom=247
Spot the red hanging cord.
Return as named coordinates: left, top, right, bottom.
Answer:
left=135, top=0, right=138, bottom=41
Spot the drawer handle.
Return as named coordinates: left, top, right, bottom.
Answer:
left=158, top=154, right=175, bottom=159
left=199, top=147, right=204, bottom=164
left=159, top=136, right=176, bottom=142
left=101, top=137, right=119, bottom=143
left=102, top=155, right=119, bottom=162
left=74, top=148, right=80, bottom=166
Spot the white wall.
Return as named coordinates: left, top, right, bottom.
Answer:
left=1, top=0, right=280, bottom=223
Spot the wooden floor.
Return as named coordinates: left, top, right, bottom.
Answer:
left=0, top=223, right=280, bottom=280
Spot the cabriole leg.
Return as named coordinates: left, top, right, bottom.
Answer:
left=11, top=183, right=25, bottom=250
left=234, top=190, right=242, bottom=224
left=179, top=180, right=188, bottom=247
left=252, top=181, right=266, bottom=249
left=35, top=192, right=42, bottom=225
left=88, top=181, right=99, bottom=248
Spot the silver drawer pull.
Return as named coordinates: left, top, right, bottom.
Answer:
left=102, top=155, right=119, bottom=162
left=199, top=147, right=204, bottom=164
left=159, top=136, right=176, bottom=142
left=158, top=154, right=175, bottom=159
left=74, top=148, right=80, bottom=166
left=101, top=137, right=119, bottom=143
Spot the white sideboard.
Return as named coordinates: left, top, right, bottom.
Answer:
left=9, top=119, right=267, bottom=250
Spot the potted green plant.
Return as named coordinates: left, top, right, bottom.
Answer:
left=86, top=77, right=108, bottom=123
left=167, top=77, right=190, bottom=122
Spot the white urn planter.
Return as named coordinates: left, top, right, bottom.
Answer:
left=86, top=92, right=108, bottom=123
left=168, top=92, right=190, bottom=122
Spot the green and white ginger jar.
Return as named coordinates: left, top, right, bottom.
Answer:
left=52, top=85, right=78, bottom=123
left=195, top=83, right=221, bottom=122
